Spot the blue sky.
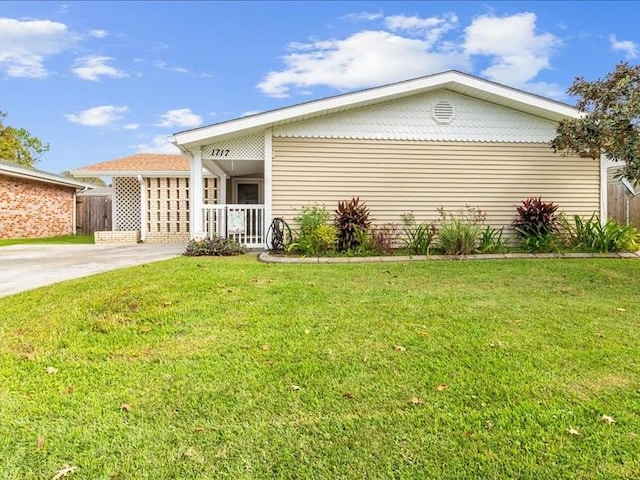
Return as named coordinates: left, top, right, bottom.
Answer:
left=1, top=1, right=639, bottom=174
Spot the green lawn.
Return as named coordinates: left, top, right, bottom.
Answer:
left=1, top=256, right=639, bottom=479
left=0, top=234, right=94, bottom=247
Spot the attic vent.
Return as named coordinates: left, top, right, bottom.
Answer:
left=432, top=100, right=455, bottom=124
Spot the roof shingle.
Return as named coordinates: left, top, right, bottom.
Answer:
left=74, top=153, right=188, bottom=173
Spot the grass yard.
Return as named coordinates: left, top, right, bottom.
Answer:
left=0, top=234, right=94, bottom=247
left=1, top=256, right=639, bottom=479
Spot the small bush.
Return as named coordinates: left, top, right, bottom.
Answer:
left=289, top=204, right=336, bottom=255
left=479, top=226, right=507, bottom=254
left=184, top=237, right=246, bottom=256
left=400, top=213, right=436, bottom=255
left=335, top=197, right=371, bottom=252
left=368, top=223, right=400, bottom=255
left=513, top=197, right=559, bottom=238
left=560, top=213, right=640, bottom=252
left=436, top=206, right=486, bottom=255
left=512, top=197, right=560, bottom=253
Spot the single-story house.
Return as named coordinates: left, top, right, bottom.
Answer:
left=0, top=159, right=91, bottom=239
left=168, top=70, right=603, bottom=248
left=71, top=153, right=217, bottom=243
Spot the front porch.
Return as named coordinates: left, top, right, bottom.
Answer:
left=188, top=132, right=272, bottom=249
left=201, top=203, right=266, bottom=248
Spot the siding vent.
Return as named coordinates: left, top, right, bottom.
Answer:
left=432, top=100, right=455, bottom=124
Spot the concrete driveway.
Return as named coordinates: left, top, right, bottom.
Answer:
left=0, top=243, right=185, bottom=297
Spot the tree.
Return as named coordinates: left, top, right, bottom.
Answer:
left=0, top=110, right=49, bottom=167
left=551, top=62, right=640, bottom=183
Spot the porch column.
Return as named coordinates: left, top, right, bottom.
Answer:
left=137, top=175, right=146, bottom=242
left=599, top=154, right=607, bottom=226
left=219, top=173, right=227, bottom=237
left=190, top=149, right=204, bottom=239
left=264, top=130, right=273, bottom=230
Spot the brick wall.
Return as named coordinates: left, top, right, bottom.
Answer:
left=94, top=230, right=140, bottom=244
left=145, top=232, right=189, bottom=244
left=0, top=175, right=75, bottom=239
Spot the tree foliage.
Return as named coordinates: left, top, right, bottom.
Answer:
left=551, top=63, right=640, bottom=182
left=0, top=110, right=49, bottom=167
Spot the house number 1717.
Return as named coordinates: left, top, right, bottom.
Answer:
left=212, top=149, right=230, bottom=157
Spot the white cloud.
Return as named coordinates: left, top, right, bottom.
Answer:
left=0, top=17, right=78, bottom=78
left=72, top=55, right=127, bottom=81
left=341, top=12, right=383, bottom=22
left=65, top=105, right=129, bottom=126
left=155, top=108, right=203, bottom=128
left=131, top=134, right=181, bottom=154
left=89, top=29, right=108, bottom=38
left=258, top=27, right=469, bottom=98
left=155, top=61, right=189, bottom=74
left=463, top=13, right=560, bottom=87
left=610, top=34, right=638, bottom=59
left=385, top=13, right=458, bottom=45
left=123, top=123, right=140, bottom=130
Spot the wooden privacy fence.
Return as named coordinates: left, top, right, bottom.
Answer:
left=76, top=195, right=112, bottom=234
left=607, top=184, right=640, bottom=227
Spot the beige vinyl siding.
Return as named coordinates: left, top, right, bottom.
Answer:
left=272, top=137, right=600, bottom=234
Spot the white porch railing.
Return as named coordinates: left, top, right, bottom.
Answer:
left=202, top=204, right=265, bottom=248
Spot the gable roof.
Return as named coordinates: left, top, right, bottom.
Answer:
left=170, top=70, right=579, bottom=149
left=0, top=159, right=92, bottom=189
left=71, top=153, right=189, bottom=177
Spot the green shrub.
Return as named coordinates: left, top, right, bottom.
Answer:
left=335, top=197, right=371, bottom=252
left=560, top=213, right=640, bottom=252
left=184, top=237, right=246, bottom=256
left=289, top=204, right=337, bottom=255
left=479, top=226, right=507, bottom=254
left=436, top=206, right=485, bottom=255
left=400, top=213, right=436, bottom=255
left=520, top=232, right=557, bottom=253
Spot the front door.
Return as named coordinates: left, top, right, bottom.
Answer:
left=236, top=182, right=260, bottom=204
left=230, top=180, right=263, bottom=245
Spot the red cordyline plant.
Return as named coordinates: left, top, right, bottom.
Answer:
left=512, top=197, right=559, bottom=238
left=334, top=197, right=371, bottom=251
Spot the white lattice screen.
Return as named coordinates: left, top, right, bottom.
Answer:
left=145, top=177, right=218, bottom=234
left=114, top=177, right=140, bottom=231
left=201, top=133, right=264, bottom=160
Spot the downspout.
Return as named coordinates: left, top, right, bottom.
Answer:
left=264, top=129, right=273, bottom=248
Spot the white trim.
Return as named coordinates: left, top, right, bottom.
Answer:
left=264, top=130, right=273, bottom=233
left=171, top=71, right=580, bottom=148
left=137, top=175, right=146, bottom=242
left=232, top=178, right=263, bottom=204
left=0, top=162, right=92, bottom=189
left=190, top=150, right=204, bottom=239
left=72, top=191, right=77, bottom=235
left=621, top=178, right=638, bottom=196
left=600, top=154, right=607, bottom=225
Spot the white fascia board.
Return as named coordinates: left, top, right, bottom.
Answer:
left=171, top=71, right=580, bottom=147
left=0, top=165, right=92, bottom=189
left=70, top=169, right=195, bottom=178
left=447, top=74, right=580, bottom=120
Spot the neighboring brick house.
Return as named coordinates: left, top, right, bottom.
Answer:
left=71, top=153, right=217, bottom=244
left=0, top=160, right=90, bottom=239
